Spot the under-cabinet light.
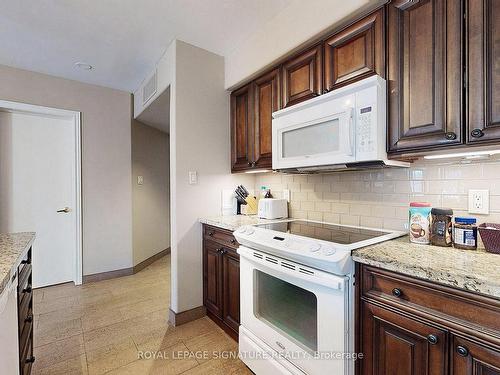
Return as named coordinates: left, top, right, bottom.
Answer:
left=244, top=169, right=271, bottom=174
left=423, top=150, right=500, bottom=160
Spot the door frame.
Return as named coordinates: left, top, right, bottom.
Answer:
left=0, top=100, right=83, bottom=285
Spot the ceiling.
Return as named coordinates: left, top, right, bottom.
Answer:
left=137, top=87, right=170, bottom=133
left=0, top=0, right=294, bottom=92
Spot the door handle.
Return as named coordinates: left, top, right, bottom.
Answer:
left=57, top=207, right=71, bottom=213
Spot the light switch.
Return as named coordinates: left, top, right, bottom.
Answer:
left=137, top=176, right=144, bottom=185
left=188, top=171, right=198, bottom=185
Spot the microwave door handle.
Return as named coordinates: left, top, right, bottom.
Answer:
left=347, top=109, right=354, bottom=156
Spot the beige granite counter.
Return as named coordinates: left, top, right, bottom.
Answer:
left=0, top=232, right=35, bottom=295
left=199, top=215, right=281, bottom=232
left=353, top=236, right=500, bottom=299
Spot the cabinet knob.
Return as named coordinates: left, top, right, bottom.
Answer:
left=427, top=334, right=438, bottom=345
left=445, top=132, right=457, bottom=140
left=25, top=356, right=36, bottom=364
left=216, top=248, right=223, bottom=253
left=23, top=285, right=32, bottom=294
left=251, top=162, right=256, bottom=167
left=471, top=128, right=484, bottom=138
left=456, top=345, right=469, bottom=357
left=21, top=259, right=31, bottom=265
left=247, top=162, right=252, bottom=166
left=230, top=239, right=237, bottom=245
left=323, top=88, right=330, bottom=94
left=392, top=288, right=403, bottom=297
left=208, top=231, right=214, bottom=237
left=25, top=314, right=33, bottom=323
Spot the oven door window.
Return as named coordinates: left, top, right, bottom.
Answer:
left=254, top=270, right=318, bottom=352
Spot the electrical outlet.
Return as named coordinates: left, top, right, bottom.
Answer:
left=468, top=189, right=489, bottom=214
left=188, top=171, right=198, bottom=185
left=137, top=176, right=144, bottom=185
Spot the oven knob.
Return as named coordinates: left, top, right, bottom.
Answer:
left=309, top=243, right=321, bottom=252
left=322, top=248, right=336, bottom=256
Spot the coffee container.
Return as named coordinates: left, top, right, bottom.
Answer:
left=409, top=202, right=432, bottom=244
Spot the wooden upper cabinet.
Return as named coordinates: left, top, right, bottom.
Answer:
left=253, top=68, right=280, bottom=169
left=467, top=0, right=500, bottom=144
left=360, top=301, right=447, bottom=375
left=282, top=45, right=323, bottom=108
left=324, top=8, right=384, bottom=92
left=451, top=336, right=500, bottom=375
left=387, top=0, right=463, bottom=153
left=230, top=84, right=253, bottom=172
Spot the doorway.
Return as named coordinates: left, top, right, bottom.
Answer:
left=0, top=100, right=82, bottom=287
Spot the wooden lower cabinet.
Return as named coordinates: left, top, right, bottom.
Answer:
left=357, top=264, right=500, bottom=375
left=18, top=247, right=34, bottom=375
left=451, top=336, right=500, bottom=375
left=360, top=301, right=447, bottom=375
left=202, top=225, right=240, bottom=340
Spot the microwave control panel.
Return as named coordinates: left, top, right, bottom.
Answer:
left=356, top=104, right=376, bottom=156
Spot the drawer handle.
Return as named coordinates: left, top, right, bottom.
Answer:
left=216, top=248, right=223, bottom=253
left=21, top=259, right=31, bottom=265
left=456, top=345, right=469, bottom=357
left=427, top=334, right=438, bottom=345
left=392, top=288, right=403, bottom=297
left=445, top=132, right=457, bottom=140
left=25, top=356, right=36, bottom=364
left=23, top=285, right=32, bottom=294
left=208, top=231, right=214, bottom=237
left=25, top=314, right=33, bottom=323
left=471, top=128, right=484, bottom=138
left=230, top=239, right=237, bottom=245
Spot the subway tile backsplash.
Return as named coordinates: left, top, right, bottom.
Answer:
left=255, top=158, right=500, bottom=231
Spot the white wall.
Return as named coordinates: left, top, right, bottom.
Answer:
left=0, top=64, right=133, bottom=276
left=224, top=0, right=380, bottom=89
left=170, top=40, right=254, bottom=313
left=132, top=120, right=170, bottom=265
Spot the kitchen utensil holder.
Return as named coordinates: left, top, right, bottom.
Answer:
left=478, top=223, right=500, bottom=254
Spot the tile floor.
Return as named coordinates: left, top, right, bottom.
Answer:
left=32, top=255, right=251, bottom=374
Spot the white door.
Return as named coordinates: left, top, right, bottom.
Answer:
left=0, top=110, right=78, bottom=287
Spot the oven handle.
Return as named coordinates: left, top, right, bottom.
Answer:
left=238, top=247, right=347, bottom=291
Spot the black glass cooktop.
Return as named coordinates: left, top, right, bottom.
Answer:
left=255, top=220, right=390, bottom=245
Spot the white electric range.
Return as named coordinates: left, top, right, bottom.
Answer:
left=234, top=219, right=406, bottom=375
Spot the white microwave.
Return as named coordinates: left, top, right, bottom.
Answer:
left=272, top=76, right=408, bottom=172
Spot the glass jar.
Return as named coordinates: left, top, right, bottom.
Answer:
left=430, top=208, right=453, bottom=247
left=453, top=217, right=478, bottom=250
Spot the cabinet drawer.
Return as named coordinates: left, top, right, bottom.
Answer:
left=203, top=225, right=239, bottom=249
left=361, top=266, right=500, bottom=335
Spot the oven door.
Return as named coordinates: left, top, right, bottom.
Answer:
left=272, top=107, right=355, bottom=170
left=238, top=246, right=350, bottom=375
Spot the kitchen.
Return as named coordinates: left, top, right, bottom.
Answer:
left=0, top=0, right=499, bottom=374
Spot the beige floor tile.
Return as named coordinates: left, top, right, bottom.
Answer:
left=86, top=337, right=139, bottom=375
left=34, top=317, right=83, bottom=347
left=106, top=343, right=199, bottom=375
left=181, top=356, right=252, bottom=375
left=32, top=353, right=88, bottom=375
left=184, top=329, right=239, bottom=363
left=34, top=334, right=85, bottom=370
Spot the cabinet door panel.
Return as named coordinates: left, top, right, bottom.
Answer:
left=222, top=249, right=240, bottom=333
left=360, top=301, right=447, bottom=375
left=451, top=336, right=500, bottom=375
left=387, top=0, right=462, bottom=152
left=467, top=0, right=500, bottom=143
left=324, top=8, right=384, bottom=92
left=253, top=68, right=280, bottom=169
left=203, top=240, right=223, bottom=318
left=231, top=84, right=253, bottom=172
left=282, top=45, right=322, bottom=108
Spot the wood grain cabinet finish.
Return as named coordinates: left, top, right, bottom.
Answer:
left=253, top=68, right=280, bottom=169
left=387, top=0, right=463, bottom=153
left=357, top=264, right=500, bottom=375
left=202, top=225, right=240, bottom=340
left=230, top=84, right=253, bottom=172
left=451, top=336, right=500, bottom=375
left=360, top=301, right=447, bottom=375
left=466, top=0, right=500, bottom=144
left=282, top=44, right=323, bottom=108
left=324, top=8, right=384, bottom=92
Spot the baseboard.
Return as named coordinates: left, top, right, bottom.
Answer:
left=83, top=267, right=134, bottom=283
left=133, top=247, right=170, bottom=273
left=83, top=248, right=170, bottom=284
left=169, top=306, right=206, bottom=327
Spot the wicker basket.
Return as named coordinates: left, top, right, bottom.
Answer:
left=478, top=223, right=500, bottom=254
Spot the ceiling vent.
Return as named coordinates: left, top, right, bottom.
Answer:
left=142, top=70, right=157, bottom=105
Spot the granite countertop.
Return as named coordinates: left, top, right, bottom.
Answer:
left=0, top=232, right=35, bottom=295
left=199, top=215, right=281, bottom=231
left=353, top=236, right=500, bottom=299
